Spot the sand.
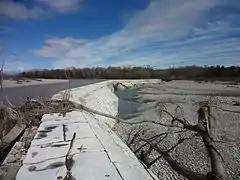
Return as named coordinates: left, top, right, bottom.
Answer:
left=2, top=79, right=68, bottom=88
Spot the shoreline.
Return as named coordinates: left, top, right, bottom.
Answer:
left=0, top=79, right=105, bottom=105
left=2, top=79, right=68, bottom=88
left=14, top=79, right=161, bottom=180
left=113, top=80, right=240, bottom=180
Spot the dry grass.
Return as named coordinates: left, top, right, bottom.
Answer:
left=0, top=98, right=75, bottom=142
left=0, top=68, right=74, bottom=149
left=0, top=105, right=20, bottom=142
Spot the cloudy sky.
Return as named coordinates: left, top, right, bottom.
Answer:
left=0, top=0, right=240, bottom=72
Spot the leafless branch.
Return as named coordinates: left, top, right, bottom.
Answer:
left=63, top=124, right=67, bottom=141
left=7, top=95, right=225, bottom=180
left=127, top=126, right=145, bottom=146
left=64, top=132, right=76, bottom=180
left=115, top=100, right=227, bottom=180
left=0, top=59, right=4, bottom=90
left=5, top=96, right=14, bottom=108
left=134, top=130, right=187, bottom=154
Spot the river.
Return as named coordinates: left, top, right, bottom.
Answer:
left=0, top=79, right=105, bottom=105
left=115, top=89, right=140, bottom=119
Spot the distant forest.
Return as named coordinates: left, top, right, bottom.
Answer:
left=18, top=65, right=240, bottom=81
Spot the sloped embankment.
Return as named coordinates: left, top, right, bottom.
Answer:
left=15, top=80, right=160, bottom=180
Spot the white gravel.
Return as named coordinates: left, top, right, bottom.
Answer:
left=2, top=79, right=68, bottom=88
left=114, top=80, right=240, bottom=180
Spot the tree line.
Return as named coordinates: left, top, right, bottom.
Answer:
left=18, top=66, right=240, bottom=81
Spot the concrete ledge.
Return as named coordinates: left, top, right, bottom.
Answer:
left=16, top=80, right=161, bottom=180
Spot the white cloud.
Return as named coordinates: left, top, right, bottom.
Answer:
left=37, top=0, right=82, bottom=13
left=0, top=0, right=50, bottom=19
left=112, top=53, right=181, bottom=68
left=114, top=0, right=217, bottom=42
left=4, top=60, right=33, bottom=73
left=0, top=0, right=83, bottom=19
left=32, top=38, right=88, bottom=58
left=32, top=0, right=240, bottom=68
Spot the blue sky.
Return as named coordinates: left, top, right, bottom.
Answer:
left=0, top=0, right=240, bottom=72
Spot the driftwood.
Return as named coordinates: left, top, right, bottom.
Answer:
left=0, top=123, right=26, bottom=150
left=0, top=127, right=37, bottom=180
left=0, top=94, right=231, bottom=180
left=118, top=102, right=227, bottom=180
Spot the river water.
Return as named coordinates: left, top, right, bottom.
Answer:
left=0, top=79, right=105, bottom=105
left=115, top=89, right=140, bottom=119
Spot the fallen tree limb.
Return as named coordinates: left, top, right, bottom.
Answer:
left=71, top=101, right=182, bottom=128
left=72, top=102, right=125, bottom=123
left=0, top=123, right=26, bottom=150
left=19, top=98, right=226, bottom=180
left=0, top=127, right=37, bottom=180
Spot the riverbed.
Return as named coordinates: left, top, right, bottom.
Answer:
left=114, top=80, right=240, bottom=180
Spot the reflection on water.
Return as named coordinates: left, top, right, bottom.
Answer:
left=115, top=90, right=140, bottom=119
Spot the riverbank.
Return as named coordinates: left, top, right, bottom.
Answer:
left=2, top=79, right=68, bottom=88
left=0, top=79, right=105, bottom=104
left=13, top=79, right=161, bottom=180
left=113, top=80, right=240, bottom=180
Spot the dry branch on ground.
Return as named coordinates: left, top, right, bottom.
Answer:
left=116, top=101, right=229, bottom=180
left=0, top=98, right=75, bottom=152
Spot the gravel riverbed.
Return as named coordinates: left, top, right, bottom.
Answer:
left=113, top=80, right=240, bottom=180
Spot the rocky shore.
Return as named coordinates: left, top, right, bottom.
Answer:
left=113, top=80, right=240, bottom=180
